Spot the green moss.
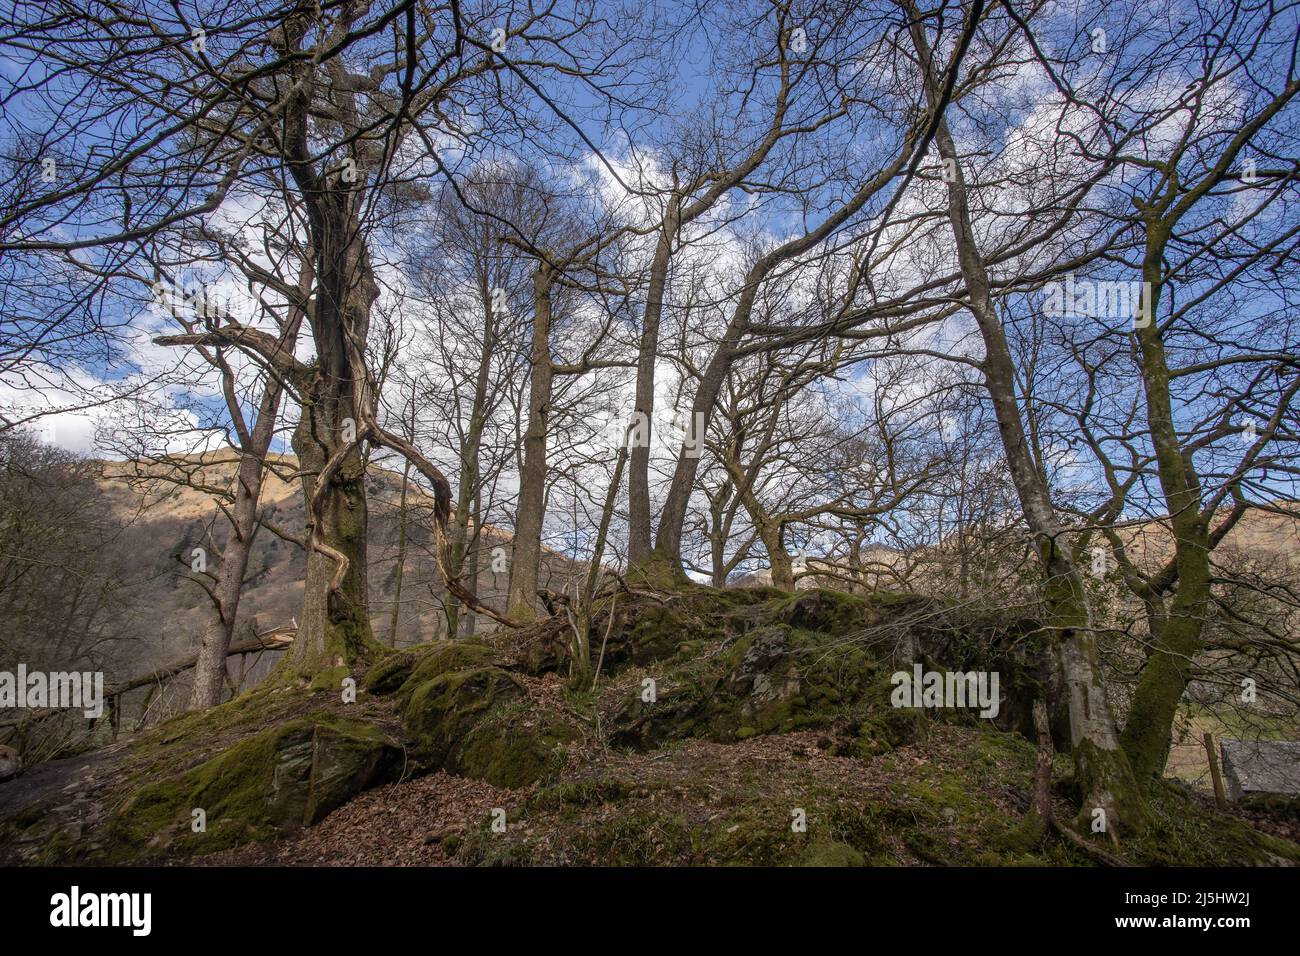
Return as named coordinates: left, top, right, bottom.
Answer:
left=144, top=684, right=303, bottom=750
left=459, top=726, right=571, bottom=789
left=799, top=841, right=867, bottom=867
left=626, top=552, right=693, bottom=591
left=463, top=774, right=886, bottom=867
left=529, top=777, right=637, bottom=810
left=313, top=601, right=385, bottom=675
left=402, top=666, right=576, bottom=788
left=1071, top=738, right=1150, bottom=836
left=608, top=618, right=890, bottom=748
left=991, top=809, right=1048, bottom=855
left=309, top=665, right=351, bottom=692
left=1123, top=781, right=1300, bottom=866
left=107, top=712, right=398, bottom=860
left=396, top=641, right=497, bottom=701
left=844, top=702, right=929, bottom=758
left=403, top=666, right=523, bottom=760
left=1238, top=793, right=1300, bottom=820
left=361, top=651, right=420, bottom=695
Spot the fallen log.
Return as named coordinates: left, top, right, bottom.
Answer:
left=0, top=629, right=294, bottom=732
left=103, top=629, right=294, bottom=699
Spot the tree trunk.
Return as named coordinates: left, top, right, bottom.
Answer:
left=1118, top=250, right=1213, bottom=782
left=448, top=286, right=496, bottom=636
left=189, top=449, right=265, bottom=709
left=653, top=307, right=749, bottom=575
left=458, top=486, right=483, bottom=639
left=767, top=533, right=795, bottom=591
left=905, top=5, right=1146, bottom=834
left=628, top=202, right=679, bottom=565
left=387, top=456, right=411, bottom=647
left=187, top=312, right=297, bottom=709
left=290, top=234, right=380, bottom=674
left=507, top=263, right=554, bottom=618
left=291, top=393, right=374, bottom=672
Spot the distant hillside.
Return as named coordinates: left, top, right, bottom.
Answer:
left=733, top=504, right=1300, bottom=590
left=90, top=453, right=584, bottom=697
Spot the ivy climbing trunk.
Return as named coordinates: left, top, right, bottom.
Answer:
left=288, top=208, right=381, bottom=674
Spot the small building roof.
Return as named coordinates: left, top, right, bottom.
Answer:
left=1219, top=739, right=1300, bottom=800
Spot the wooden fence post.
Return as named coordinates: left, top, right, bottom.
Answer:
left=1204, top=731, right=1228, bottom=809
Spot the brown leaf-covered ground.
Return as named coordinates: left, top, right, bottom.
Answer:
left=196, top=721, right=1298, bottom=867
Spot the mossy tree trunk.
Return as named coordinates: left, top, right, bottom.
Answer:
left=1115, top=234, right=1215, bottom=783
left=905, top=4, right=1147, bottom=835
left=286, top=186, right=383, bottom=674
left=291, top=385, right=376, bottom=674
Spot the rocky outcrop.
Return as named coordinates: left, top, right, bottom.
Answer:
left=389, top=641, right=577, bottom=789
left=107, top=712, right=400, bottom=857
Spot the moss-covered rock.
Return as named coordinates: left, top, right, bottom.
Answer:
left=1239, top=793, right=1300, bottom=821
left=108, top=712, right=400, bottom=858
left=832, top=700, right=930, bottom=759
left=361, top=651, right=420, bottom=695
left=1123, top=781, right=1300, bottom=866
left=607, top=621, right=889, bottom=748
left=459, top=716, right=577, bottom=790
left=403, top=667, right=523, bottom=759
left=402, top=666, right=576, bottom=789
left=779, top=589, right=881, bottom=634
left=459, top=778, right=887, bottom=866
left=308, top=665, right=351, bottom=693
left=397, top=640, right=498, bottom=700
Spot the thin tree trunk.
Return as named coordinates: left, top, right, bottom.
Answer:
left=653, top=309, right=749, bottom=574
left=507, top=263, right=554, bottom=618
left=448, top=284, right=497, bottom=636
left=188, top=258, right=303, bottom=708
left=1118, top=246, right=1213, bottom=780
left=387, top=456, right=411, bottom=648
left=458, top=486, right=483, bottom=639
left=628, top=201, right=679, bottom=565
left=189, top=450, right=265, bottom=709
